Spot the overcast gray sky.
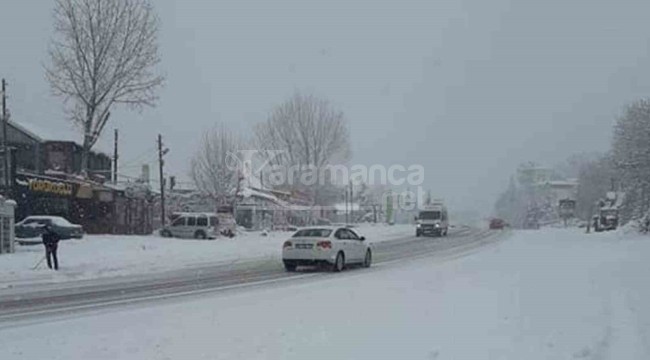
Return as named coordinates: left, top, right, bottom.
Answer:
left=3, top=0, right=650, bottom=214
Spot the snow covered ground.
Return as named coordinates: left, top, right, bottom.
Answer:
left=0, top=223, right=413, bottom=288
left=2, top=227, right=649, bottom=359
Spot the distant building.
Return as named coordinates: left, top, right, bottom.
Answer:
left=543, top=179, right=579, bottom=203
left=517, top=163, right=554, bottom=187
left=324, top=202, right=362, bottom=224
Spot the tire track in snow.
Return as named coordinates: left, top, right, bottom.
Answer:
left=0, top=226, right=504, bottom=324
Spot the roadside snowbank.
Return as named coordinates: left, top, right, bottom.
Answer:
left=2, top=228, right=649, bottom=359
left=0, top=223, right=413, bottom=287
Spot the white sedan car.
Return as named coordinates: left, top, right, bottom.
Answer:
left=282, top=226, right=372, bottom=272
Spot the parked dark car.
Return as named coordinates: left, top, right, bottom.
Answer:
left=489, top=218, right=508, bottom=230
left=15, top=216, right=84, bottom=241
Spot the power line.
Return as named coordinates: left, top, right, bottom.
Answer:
left=119, top=146, right=157, bottom=169
left=115, top=173, right=195, bottom=188
left=120, top=161, right=156, bottom=170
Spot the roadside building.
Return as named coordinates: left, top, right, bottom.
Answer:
left=3, top=120, right=111, bottom=179
left=236, top=186, right=291, bottom=230
left=0, top=120, right=153, bottom=234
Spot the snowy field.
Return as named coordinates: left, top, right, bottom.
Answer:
left=0, top=223, right=413, bottom=288
left=2, top=228, right=649, bottom=359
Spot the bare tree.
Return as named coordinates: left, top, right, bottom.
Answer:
left=46, top=0, right=164, bottom=174
left=190, top=124, right=247, bottom=206
left=255, top=92, right=351, bottom=205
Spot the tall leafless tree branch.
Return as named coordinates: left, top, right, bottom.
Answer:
left=190, top=124, right=247, bottom=206
left=46, top=0, right=164, bottom=175
left=255, top=92, right=351, bottom=205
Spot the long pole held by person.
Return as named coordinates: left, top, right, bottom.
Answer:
left=32, top=255, right=46, bottom=270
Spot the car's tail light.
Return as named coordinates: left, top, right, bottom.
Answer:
left=317, top=241, right=332, bottom=249
left=283, top=241, right=292, bottom=248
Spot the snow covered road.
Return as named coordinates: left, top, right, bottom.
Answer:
left=0, top=226, right=498, bottom=322
left=0, top=223, right=414, bottom=288
left=1, top=228, right=649, bottom=359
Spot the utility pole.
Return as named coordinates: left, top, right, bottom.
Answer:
left=157, top=134, right=169, bottom=228
left=2, top=79, right=9, bottom=197
left=349, top=181, right=353, bottom=224
left=345, top=188, right=349, bottom=225
left=372, top=204, right=377, bottom=223
left=113, top=129, right=118, bottom=183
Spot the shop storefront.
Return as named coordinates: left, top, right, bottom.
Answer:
left=14, top=173, right=78, bottom=221
left=13, top=172, right=153, bottom=235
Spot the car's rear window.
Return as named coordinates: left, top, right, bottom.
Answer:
left=25, top=218, right=51, bottom=225
left=50, top=218, right=73, bottom=227
left=292, top=229, right=332, bottom=238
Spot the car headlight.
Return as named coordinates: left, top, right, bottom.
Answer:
left=416, top=224, right=421, bottom=228
left=434, top=223, right=440, bottom=228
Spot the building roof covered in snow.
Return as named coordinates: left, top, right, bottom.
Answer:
left=237, top=186, right=292, bottom=208
left=9, top=120, right=112, bottom=155
left=534, top=179, right=579, bottom=188
left=332, top=203, right=360, bottom=212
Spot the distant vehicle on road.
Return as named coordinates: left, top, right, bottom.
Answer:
left=593, top=192, right=623, bottom=232
left=15, top=216, right=83, bottom=242
left=593, top=208, right=619, bottom=232
left=489, top=218, right=508, bottom=230
left=415, top=202, right=449, bottom=237
left=282, top=226, right=372, bottom=272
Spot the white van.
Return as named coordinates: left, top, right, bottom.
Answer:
left=161, top=212, right=220, bottom=239
left=415, top=203, right=449, bottom=237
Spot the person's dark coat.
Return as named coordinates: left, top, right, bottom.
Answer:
left=42, top=229, right=60, bottom=245
left=41, top=226, right=61, bottom=270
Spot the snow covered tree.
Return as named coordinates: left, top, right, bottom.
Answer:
left=46, top=0, right=164, bottom=174
left=554, top=153, right=602, bottom=180
left=574, top=154, right=615, bottom=220
left=254, top=92, right=351, bottom=205
left=494, top=176, right=529, bottom=227
left=495, top=163, right=563, bottom=228
left=190, top=124, right=247, bottom=206
left=355, top=182, right=388, bottom=206
left=612, top=99, right=650, bottom=221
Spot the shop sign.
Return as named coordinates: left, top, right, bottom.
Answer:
left=16, top=176, right=74, bottom=196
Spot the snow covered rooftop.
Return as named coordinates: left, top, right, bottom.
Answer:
left=238, top=187, right=289, bottom=207
left=332, top=202, right=360, bottom=212
left=535, top=179, right=579, bottom=188
left=10, top=120, right=112, bottom=155
left=549, top=179, right=579, bottom=187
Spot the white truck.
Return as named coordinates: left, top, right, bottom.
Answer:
left=415, top=202, right=449, bottom=237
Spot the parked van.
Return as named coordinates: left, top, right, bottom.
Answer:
left=161, top=212, right=220, bottom=239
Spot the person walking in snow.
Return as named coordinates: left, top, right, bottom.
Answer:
left=41, top=224, right=61, bottom=270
